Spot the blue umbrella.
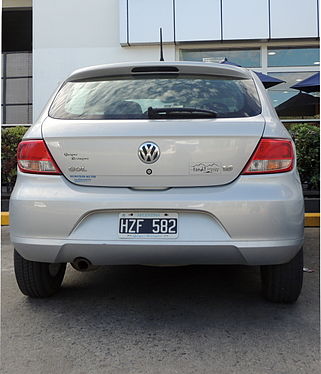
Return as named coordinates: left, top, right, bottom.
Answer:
left=290, top=72, right=320, bottom=93
left=220, top=58, right=284, bottom=88
left=254, top=72, right=285, bottom=89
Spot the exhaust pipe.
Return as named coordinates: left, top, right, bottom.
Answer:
left=71, top=257, right=99, bottom=272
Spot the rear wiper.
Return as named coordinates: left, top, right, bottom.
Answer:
left=147, top=107, right=218, bottom=119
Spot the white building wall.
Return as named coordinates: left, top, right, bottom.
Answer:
left=270, top=0, right=319, bottom=39
left=222, top=0, right=269, bottom=40
left=33, top=0, right=175, bottom=120
left=127, top=0, right=174, bottom=43
left=120, top=0, right=319, bottom=45
left=34, top=0, right=319, bottom=121
left=175, top=0, right=221, bottom=42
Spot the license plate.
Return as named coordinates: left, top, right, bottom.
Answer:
left=118, top=212, right=178, bottom=238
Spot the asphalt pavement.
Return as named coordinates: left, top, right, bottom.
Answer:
left=1, top=227, right=319, bottom=374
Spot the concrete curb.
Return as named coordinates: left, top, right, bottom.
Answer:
left=1, top=212, right=320, bottom=227
left=1, top=212, right=10, bottom=226
left=304, top=213, right=320, bottom=227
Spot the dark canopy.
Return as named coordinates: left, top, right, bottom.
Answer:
left=220, top=58, right=284, bottom=88
left=290, top=72, right=320, bottom=93
left=275, top=92, right=319, bottom=117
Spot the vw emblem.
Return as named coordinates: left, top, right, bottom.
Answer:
left=138, top=142, right=160, bottom=164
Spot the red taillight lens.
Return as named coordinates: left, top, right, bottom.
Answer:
left=242, top=138, right=294, bottom=174
left=17, top=140, right=61, bottom=174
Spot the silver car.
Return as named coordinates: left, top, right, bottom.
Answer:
left=10, top=62, right=304, bottom=302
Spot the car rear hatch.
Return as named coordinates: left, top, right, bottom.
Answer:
left=42, top=116, right=265, bottom=187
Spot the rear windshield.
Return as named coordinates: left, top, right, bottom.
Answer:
left=49, top=74, right=261, bottom=120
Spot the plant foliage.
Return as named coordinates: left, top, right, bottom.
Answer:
left=288, top=123, right=320, bottom=190
left=1, top=126, right=28, bottom=191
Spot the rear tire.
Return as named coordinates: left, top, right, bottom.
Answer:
left=14, top=249, right=66, bottom=298
left=261, top=247, right=303, bottom=303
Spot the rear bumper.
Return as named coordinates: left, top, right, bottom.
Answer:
left=10, top=170, right=304, bottom=265
left=12, top=236, right=303, bottom=266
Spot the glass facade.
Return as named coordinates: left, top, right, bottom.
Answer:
left=180, top=45, right=319, bottom=120
left=268, top=47, right=319, bottom=67
left=268, top=72, right=319, bottom=105
left=267, top=72, right=319, bottom=118
left=180, top=49, right=261, bottom=68
left=266, top=47, right=319, bottom=119
left=2, top=7, right=32, bottom=125
left=2, top=52, right=32, bottom=124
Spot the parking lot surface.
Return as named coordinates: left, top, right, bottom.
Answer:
left=1, top=227, right=319, bottom=374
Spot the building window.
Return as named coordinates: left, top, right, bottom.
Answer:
left=2, top=52, right=32, bottom=124
left=267, top=47, right=319, bottom=67
left=267, top=71, right=319, bottom=118
left=266, top=47, right=319, bottom=119
left=2, top=8, right=32, bottom=125
left=180, top=48, right=261, bottom=68
left=180, top=44, right=319, bottom=120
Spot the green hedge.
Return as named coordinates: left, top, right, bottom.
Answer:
left=287, top=123, right=320, bottom=190
left=1, top=126, right=28, bottom=191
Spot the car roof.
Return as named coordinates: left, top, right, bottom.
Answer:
left=67, top=61, right=252, bottom=82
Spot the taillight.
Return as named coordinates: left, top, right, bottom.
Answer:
left=17, top=140, right=61, bottom=174
left=242, top=138, right=294, bottom=174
